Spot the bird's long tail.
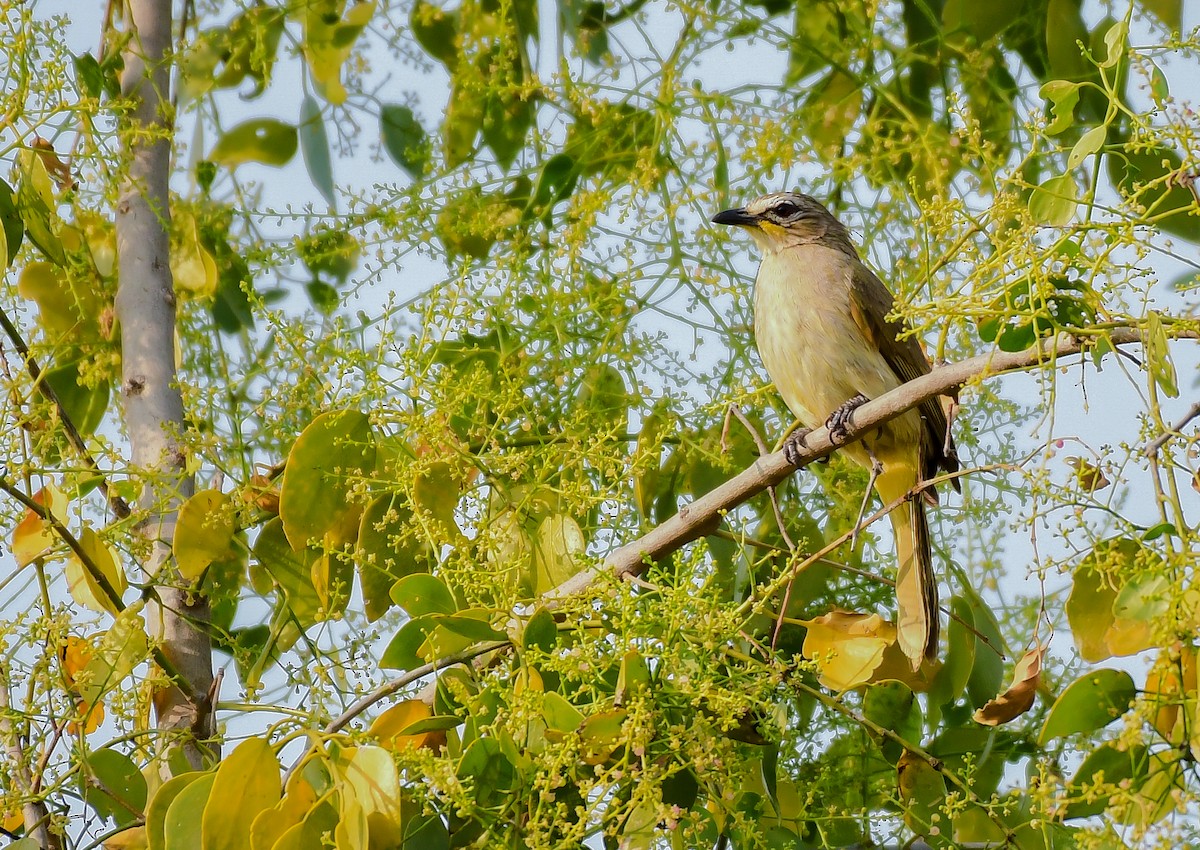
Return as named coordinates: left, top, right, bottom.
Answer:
left=877, top=465, right=939, bottom=670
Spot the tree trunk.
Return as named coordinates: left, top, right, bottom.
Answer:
left=115, top=0, right=216, bottom=768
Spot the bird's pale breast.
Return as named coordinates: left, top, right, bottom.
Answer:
left=753, top=244, right=921, bottom=462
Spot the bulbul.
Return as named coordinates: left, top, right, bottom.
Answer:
left=712, top=191, right=958, bottom=670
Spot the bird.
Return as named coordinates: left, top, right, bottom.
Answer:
left=712, top=191, right=958, bottom=670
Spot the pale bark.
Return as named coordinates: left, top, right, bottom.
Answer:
left=116, top=0, right=216, bottom=767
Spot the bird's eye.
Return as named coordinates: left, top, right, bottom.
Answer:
left=772, top=201, right=799, bottom=219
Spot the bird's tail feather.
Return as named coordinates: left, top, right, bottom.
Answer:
left=891, top=495, right=939, bottom=671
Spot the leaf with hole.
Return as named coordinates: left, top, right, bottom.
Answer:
left=209, top=119, right=298, bottom=168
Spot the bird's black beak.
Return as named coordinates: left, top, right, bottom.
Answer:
left=711, top=207, right=758, bottom=227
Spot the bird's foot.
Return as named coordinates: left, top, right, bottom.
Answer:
left=826, top=393, right=869, bottom=443
left=782, top=428, right=814, bottom=467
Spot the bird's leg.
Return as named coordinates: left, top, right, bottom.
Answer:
left=943, top=397, right=959, bottom=461
left=826, top=393, right=869, bottom=443
left=782, top=427, right=814, bottom=467
left=851, top=445, right=883, bottom=551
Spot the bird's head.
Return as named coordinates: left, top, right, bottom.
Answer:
left=712, top=191, right=855, bottom=256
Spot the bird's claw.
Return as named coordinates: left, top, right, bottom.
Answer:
left=783, top=428, right=813, bottom=467
left=826, top=393, right=869, bottom=444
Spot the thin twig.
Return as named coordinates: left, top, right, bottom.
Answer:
left=0, top=307, right=130, bottom=518
left=0, top=476, right=205, bottom=707
left=1143, top=399, right=1200, bottom=457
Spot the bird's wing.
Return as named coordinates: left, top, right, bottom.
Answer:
left=847, top=262, right=959, bottom=489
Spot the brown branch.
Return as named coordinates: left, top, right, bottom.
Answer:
left=0, top=307, right=130, bottom=519
left=0, top=475, right=206, bottom=707
left=0, top=665, right=61, bottom=850
left=1143, top=399, right=1200, bottom=457
left=404, top=328, right=1177, bottom=708
left=548, top=329, right=1156, bottom=601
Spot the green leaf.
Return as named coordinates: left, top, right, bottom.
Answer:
left=930, top=596, right=976, bottom=716
left=403, top=814, right=450, bottom=850
left=163, top=773, right=215, bottom=850
left=357, top=494, right=433, bottom=621
left=298, top=227, right=359, bottom=282
left=1140, top=0, right=1181, bottom=31
left=436, top=610, right=506, bottom=641
left=1029, top=174, right=1078, bottom=225
left=1147, top=60, right=1169, bottom=103
left=443, top=80, right=484, bottom=168
left=173, top=489, right=236, bottom=581
left=44, top=358, right=109, bottom=436
left=74, top=602, right=149, bottom=709
left=380, top=616, right=435, bottom=671
left=1040, top=80, right=1080, bottom=135
left=1045, top=0, right=1091, bottom=81
left=542, top=691, right=584, bottom=733
left=1108, top=144, right=1200, bottom=241
left=562, top=103, right=656, bottom=180
left=803, top=70, right=864, bottom=161
left=202, top=738, right=281, bottom=850
left=146, top=772, right=205, bottom=850
left=459, top=738, right=514, bottom=806
left=522, top=607, right=558, bottom=653
left=390, top=573, right=456, bottom=616
left=215, top=7, right=286, bottom=95
left=1067, top=124, right=1107, bottom=170
left=615, top=650, right=652, bottom=705
left=1099, top=19, right=1128, bottom=68
left=17, top=150, right=65, bottom=265
left=0, top=177, right=23, bottom=267
left=410, top=0, right=459, bottom=65
left=531, top=514, right=585, bottom=596
left=381, top=104, right=429, bottom=177
left=209, top=119, right=298, bottom=168
left=279, top=409, right=375, bottom=549
left=299, top=95, right=336, bottom=208
left=1062, top=744, right=1148, bottom=819
left=73, top=52, right=104, bottom=98
left=1113, top=573, right=1170, bottom=620
left=1145, top=311, right=1179, bottom=397
left=481, top=48, right=533, bottom=170
left=80, top=748, right=147, bottom=828
left=941, top=0, right=1009, bottom=42
left=1038, top=669, right=1135, bottom=745
left=962, top=587, right=1005, bottom=710
left=250, top=517, right=322, bottom=630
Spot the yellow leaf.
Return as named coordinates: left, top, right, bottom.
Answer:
left=174, top=489, right=236, bottom=581
left=249, top=772, right=316, bottom=850
left=171, top=213, right=218, bottom=297
left=13, top=483, right=69, bottom=566
left=104, top=826, right=147, bottom=849
left=65, top=525, right=127, bottom=615
left=973, top=646, right=1043, bottom=726
left=1143, top=645, right=1197, bottom=752
left=369, top=699, right=437, bottom=751
left=801, top=610, right=893, bottom=691
left=74, top=601, right=149, bottom=710
left=897, top=750, right=946, bottom=837
left=303, top=2, right=376, bottom=104
left=202, top=737, right=282, bottom=850
left=61, top=635, right=106, bottom=733
left=531, top=514, right=585, bottom=595
left=339, top=745, right=402, bottom=847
